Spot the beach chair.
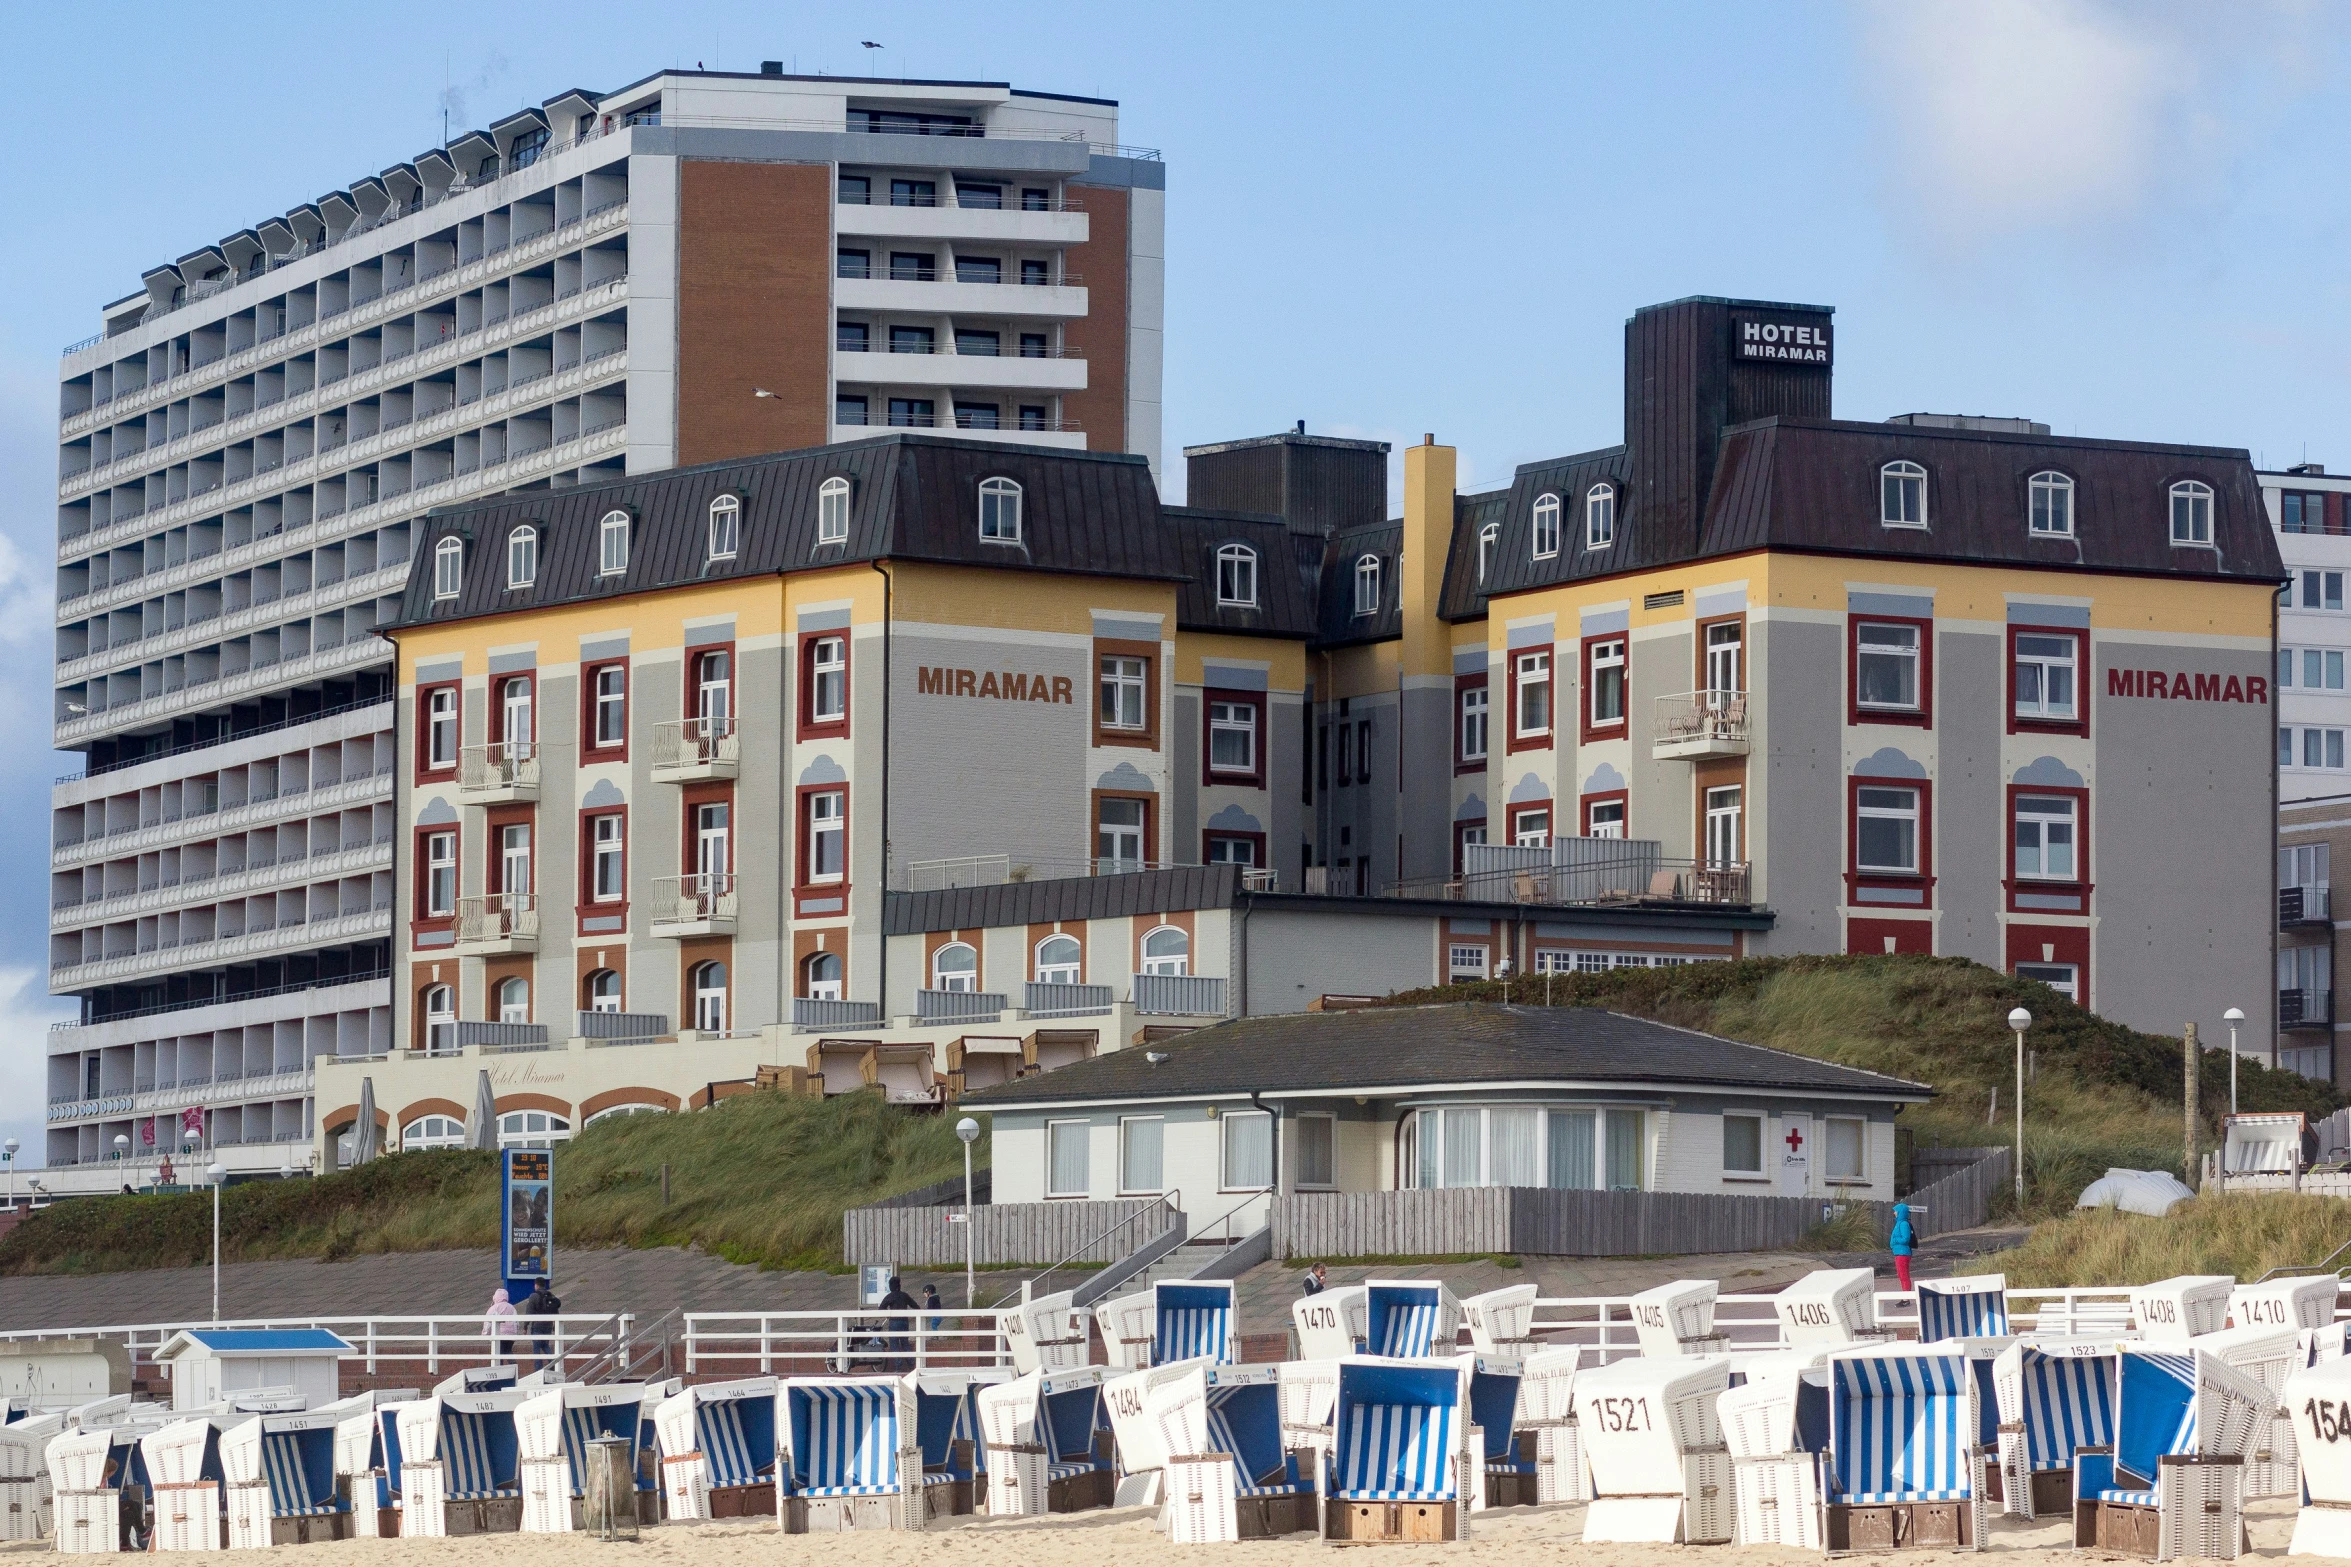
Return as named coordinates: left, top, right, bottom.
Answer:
left=1321, top=1356, right=1475, bottom=1543
left=973, top=1366, right=1111, bottom=1516
left=1293, top=1285, right=1369, bottom=1359
left=1574, top=1353, right=1730, bottom=1543
left=1514, top=1345, right=1588, bottom=1502
left=515, top=1383, right=647, bottom=1533
left=1730, top=1348, right=1830, bottom=1388
left=2193, top=1324, right=2303, bottom=1499
left=1364, top=1280, right=1461, bottom=1358
left=0, top=1411, right=60, bottom=1542
left=1102, top=1357, right=1212, bottom=1507
left=328, top=1391, right=413, bottom=1539
left=2285, top=1353, right=2351, bottom=1556
left=1824, top=1345, right=1989, bottom=1551
left=1275, top=1359, right=1341, bottom=1496
left=1916, top=1276, right=2010, bottom=1342
left=652, top=1376, right=777, bottom=1521
left=1004, top=1290, right=1090, bottom=1374
left=1155, top=1280, right=1237, bottom=1365
left=1779, top=1268, right=1891, bottom=1350
left=776, top=1377, right=923, bottom=1532
left=49, top=1424, right=152, bottom=1555
left=908, top=1366, right=1010, bottom=1518
left=220, top=1409, right=345, bottom=1547
left=1456, top=1353, right=1531, bottom=1509
left=393, top=1390, right=525, bottom=1537
left=1630, top=1278, right=1729, bottom=1357
left=142, top=1417, right=224, bottom=1552
left=1720, top=1365, right=1830, bottom=1547
left=2073, top=1344, right=2274, bottom=1559
left=1459, top=1284, right=1539, bottom=1353
left=2231, top=1276, right=2341, bottom=1333
left=1094, top=1291, right=1158, bottom=1372
left=1992, top=1337, right=2117, bottom=1520
left=1152, top=1363, right=1316, bottom=1540
left=2131, top=1277, right=2235, bottom=1343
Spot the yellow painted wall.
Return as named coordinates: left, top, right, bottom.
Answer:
left=1176, top=634, right=1309, bottom=691
left=883, top=561, right=1178, bottom=636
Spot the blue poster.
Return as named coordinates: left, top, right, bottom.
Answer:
left=502, top=1149, right=553, bottom=1286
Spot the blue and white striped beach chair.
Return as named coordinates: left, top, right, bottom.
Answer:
left=1156, top=1281, right=1236, bottom=1365
left=1916, top=1276, right=2009, bottom=1342
left=2072, top=1345, right=2273, bottom=1559
left=1825, top=1345, right=1987, bottom=1550
left=328, top=1390, right=414, bottom=1539
left=975, top=1366, right=1110, bottom=1516
left=1323, top=1357, right=1472, bottom=1542
left=221, top=1410, right=344, bottom=1547
left=1576, top=1354, right=1732, bottom=1544
left=1991, top=1338, right=2115, bottom=1520
left=903, top=1367, right=1008, bottom=1516
left=1364, top=1282, right=1460, bottom=1359
left=515, top=1384, right=646, bottom=1532
left=652, top=1377, right=778, bottom=1521
left=392, top=1391, right=524, bottom=1538
left=780, top=1377, right=922, bottom=1530
left=1150, top=1364, right=1314, bottom=1541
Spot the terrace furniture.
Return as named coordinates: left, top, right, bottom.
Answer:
left=2285, top=1353, right=2351, bottom=1556
left=903, top=1367, right=1009, bottom=1518
left=653, top=1376, right=779, bottom=1521
left=2131, top=1277, right=2235, bottom=1343
left=1515, top=1345, right=1588, bottom=1502
left=974, top=1368, right=1112, bottom=1516
left=142, top=1417, right=224, bottom=1552
left=2193, top=1325, right=2304, bottom=1498
left=1364, top=1280, right=1462, bottom=1359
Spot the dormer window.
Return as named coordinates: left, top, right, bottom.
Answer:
left=1531, top=493, right=1561, bottom=559
left=1478, top=522, right=1498, bottom=582
left=1354, top=554, right=1382, bottom=616
left=505, top=526, right=537, bottom=589
left=1216, top=543, right=1258, bottom=608
left=1585, top=484, right=1616, bottom=550
left=978, top=476, right=1022, bottom=542
left=598, top=509, right=630, bottom=575
left=2170, top=480, right=2214, bottom=546
left=817, top=476, right=851, bottom=544
left=2028, top=472, right=2074, bottom=537
left=432, top=537, right=463, bottom=600
left=707, top=495, right=740, bottom=561
left=1881, top=461, right=1928, bottom=528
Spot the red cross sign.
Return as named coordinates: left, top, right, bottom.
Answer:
left=1785, top=1126, right=1805, bottom=1154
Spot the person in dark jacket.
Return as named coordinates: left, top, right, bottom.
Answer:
left=1302, top=1263, right=1329, bottom=1296
left=523, top=1279, right=562, bottom=1372
left=921, top=1283, right=943, bottom=1335
left=879, top=1275, right=919, bottom=1371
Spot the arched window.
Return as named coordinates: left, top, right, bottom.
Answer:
left=598, top=509, right=631, bottom=575
left=2170, top=479, right=2214, bottom=546
left=1141, top=925, right=1190, bottom=976
left=432, top=537, right=464, bottom=599
left=2028, top=471, right=2075, bottom=537
left=932, top=942, right=979, bottom=992
left=402, top=1113, right=466, bottom=1152
left=422, top=984, right=455, bottom=1054
left=497, top=1109, right=571, bottom=1150
left=1477, top=522, right=1499, bottom=582
left=817, top=476, right=852, bottom=545
left=803, top=951, right=843, bottom=1001
left=1035, top=934, right=1083, bottom=984
left=1881, top=461, right=1928, bottom=527
left=496, top=976, right=530, bottom=1023
left=978, top=476, right=1022, bottom=541
left=1531, top=493, right=1562, bottom=559
left=499, top=675, right=533, bottom=758
left=1353, top=554, right=1381, bottom=616
left=1216, top=544, right=1258, bottom=608
left=1584, top=484, right=1616, bottom=550
left=585, top=1103, right=667, bottom=1127
left=584, top=969, right=621, bottom=1013
left=692, top=961, right=729, bottom=1032
left=506, top=525, right=538, bottom=589
left=707, top=495, right=740, bottom=561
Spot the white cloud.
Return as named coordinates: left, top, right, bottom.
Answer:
left=0, top=965, right=78, bottom=1172
left=1851, top=0, right=2330, bottom=249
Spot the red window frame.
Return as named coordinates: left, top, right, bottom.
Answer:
left=483, top=804, right=534, bottom=897
left=1845, top=916, right=1932, bottom=956
left=2006, top=625, right=2090, bottom=739
left=1201, top=688, right=1267, bottom=788
left=2004, top=922, right=2090, bottom=1000
left=1847, top=614, right=1934, bottom=730
left=687, top=641, right=738, bottom=733
left=1509, top=645, right=1556, bottom=752
left=1454, top=673, right=1489, bottom=774
left=2003, top=783, right=2091, bottom=914
left=578, top=806, right=629, bottom=917
left=794, top=782, right=850, bottom=916
left=486, top=670, right=535, bottom=748
left=1581, top=789, right=1629, bottom=837
left=580, top=659, right=630, bottom=760
left=1578, top=634, right=1626, bottom=744
left=1506, top=799, right=1554, bottom=847
left=1202, top=829, right=1268, bottom=869
left=410, top=823, right=458, bottom=939
left=1452, top=817, right=1488, bottom=875
left=798, top=632, right=850, bottom=740
left=1844, top=775, right=1934, bottom=909
left=414, top=681, right=460, bottom=783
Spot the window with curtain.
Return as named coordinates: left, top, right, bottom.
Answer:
left=1222, top=1111, right=1273, bottom=1190
left=1295, top=1115, right=1336, bottom=1188
left=1120, top=1116, right=1163, bottom=1193
left=1488, top=1107, right=1540, bottom=1186
left=1442, top=1107, right=1482, bottom=1187
left=1547, top=1110, right=1596, bottom=1189
left=1048, top=1120, right=1090, bottom=1196
left=1826, top=1117, right=1866, bottom=1181
left=1604, top=1108, right=1644, bottom=1190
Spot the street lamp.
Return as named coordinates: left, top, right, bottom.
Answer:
left=2223, top=1007, right=2246, bottom=1117
left=955, top=1118, right=980, bottom=1309
left=2006, top=1007, right=2032, bottom=1208
left=3, top=1137, right=17, bottom=1212
left=207, top=1161, right=227, bottom=1325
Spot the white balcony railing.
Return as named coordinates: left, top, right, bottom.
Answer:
left=648, top=873, right=737, bottom=934
left=455, top=892, right=537, bottom=949
left=650, top=715, right=739, bottom=777
left=458, top=740, right=539, bottom=798
left=1653, top=690, right=1750, bottom=759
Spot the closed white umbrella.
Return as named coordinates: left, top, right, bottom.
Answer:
left=352, top=1077, right=381, bottom=1164
left=466, top=1069, right=499, bottom=1151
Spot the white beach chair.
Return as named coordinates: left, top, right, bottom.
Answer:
left=1003, top=1290, right=1090, bottom=1373
left=2231, top=1276, right=2339, bottom=1332
left=1293, top=1285, right=1369, bottom=1360
left=1720, top=1365, right=1830, bottom=1547
left=2074, top=1344, right=2274, bottom=1559
left=49, top=1425, right=143, bottom=1555
left=902, top=1367, right=1006, bottom=1520
left=1459, top=1284, right=1539, bottom=1353
left=142, top=1417, right=223, bottom=1552
left=1274, top=1358, right=1340, bottom=1497
left=1320, top=1356, right=1474, bottom=1543
left=1513, top=1344, right=1587, bottom=1502
left=1094, top=1291, right=1158, bottom=1372
left=1630, top=1278, right=1729, bottom=1357
left=1575, top=1353, right=1732, bottom=1544
left=1992, top=1337, right=2118, bottom=1520
left=0, top=1412, right=61, bottom=1542
left=1778, top=1268, right=1890, bottom=1349
left=2130, top=1276, right=2235, bottom=1343
left=973, top=1366, right=1110, bottom=1516
left=2286, top=1353, right=2351, bottom=1556
left=2193, top=1324, right=2303, bottom=1499
left=776, top=1376, right=923, bottom=1532
left=1101, top=1356, right=1213, bottom=1507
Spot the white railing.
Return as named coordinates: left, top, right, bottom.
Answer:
left=650, top=715, right=738, bottom=772
left=57, top=562, right=414, bottom=685
left=51, top=770, right=393, bottom=869
left=0, top=1314, right=635, bottom=1380
left=456, top=891, right=537, bottom=947
left=649, top=873, right=737, bottom=929
left=49, top=907, right=389, bottom=989
left=52, top=839, right=392, bottom=931
left=458, top=740, right=539, bottom=794
left=1652, top=689, right=1751, bottom=755
left=681, top=1311, right=1011, bottom=1375
left=55, top=638, right=390, bottom=746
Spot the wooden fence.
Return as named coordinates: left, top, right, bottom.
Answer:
left=844, top=1197, right=1173, bottom=1267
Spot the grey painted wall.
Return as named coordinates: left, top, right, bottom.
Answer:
left=1244, top=907, right=1436, bottom=1012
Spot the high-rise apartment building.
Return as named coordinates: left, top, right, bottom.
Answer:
left=43, top=67, right=1164, bottom=1189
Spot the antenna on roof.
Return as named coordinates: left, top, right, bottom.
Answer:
left=1295, top=420, right=1305, bottom=435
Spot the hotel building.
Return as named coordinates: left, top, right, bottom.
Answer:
left=44, top=66, right=1164, bottom=1187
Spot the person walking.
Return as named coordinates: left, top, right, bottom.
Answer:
left=921, top=1283, right=943, bottom=1336
left=484, top=1287, right=519, bottom=1367
left=1889, top=1201, right=1916, bottom=1292
left=879, top=1275, right=919, bottom=1372
left=523, top=1279, right=562, bottom=1374
left=1301, top=1263, right=1329, bottom=1297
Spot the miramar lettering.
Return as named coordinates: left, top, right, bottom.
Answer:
left=2106, top=669, right=2268, bottom=705
left=916, top=666, right=1076, bottom=704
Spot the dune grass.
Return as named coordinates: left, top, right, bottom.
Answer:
left=1980, top=1192, right=2351, bottom=1287
left=0, top=1088, right=983, bottom=1278
left=1390, top=954, right=2341, bottom=1220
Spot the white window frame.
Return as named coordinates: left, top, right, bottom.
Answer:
left=707, top=494, right=741, bottom=560
left=1353, top=553, right=1381, bottom=615
left=593, top=665, right=627, bottom=745
left=499, top=821, right=533, bottom=898
left=2028, top=471, right=2074, bottom=537
left=817, top=476, right=852, bottom=544
left=2169, top=480, right=2214, bottom=546
left=2013, top=793, right=2077, bottom=881
left=1208, top=699, right=1257, bottom=774
left=586, top=969, right=622, bottom=1013
left=2013, top=631, right=2079, bottom=721
left=1215, top=544, right=1258, bottom=608
left=1141, top=924, right=1190, bottom=975
left=1035, top=934, right=1083, bottom=985
left=978, top=476, right=1022, bottom=541
left=2013, top=961, right=2078, bottom=1000
left=506, top=525, right=538, bottom=589
left=1588, top=639, right=1625, bottom=727
left=1098, top=798, right=1147, bottom=872
left=591, top=813, right=625, bottom=901
left=692, top=962, right=728, bottom=1032
left=806, top=789, right=845, bottom=883
left=598, top=509, right=631, bottom=575
left=1705, top=785, right=1743, bottom=867
left=1881, top=461, right=1928, bottom=528
left=1854, top=621, right=1922, bottom=711
left=1459, top=683, right=1488, bottom=763
left=1477, top=522, right=1498, bottom=582
left=803, top=951, right=843, bottom=1001
left=1047, top=1118, right=1091, bottom=1197
left=1512, top=807, right=1551, bottom=849
left=427, top=688, right=458, bottom=768
left=932, top=941, right=978, bottom=991
left=1294, top=1112, right=1338, bottom=1190
left=1586, top=799, right=1625, bottom=838
left=424, top=830, right=457, bottom=916
left=432, top=536, right=463, bottom=599
left=1854, top=785, right=1919, bottom=874
left=1220, top=1109, right=1274, bottom=1192
left=2306, top=571, right=2346, bottom=611
left=1448, top=943, right=1490, bottom=980
left=498, top=1109, right=572, bottom=1150
left=1118, top=1115, right=1164, bottom=1195
left=1584, top=484, right=1616, bottom=550
left=403, top=1112, right=465, bottom=1151
left=1824, top=1116, right=1867, bottom=1183
left=497, top=975, right=530, bottom=1024
left=1516, top=649, right=1553, bottom=737
left=1531, top=493, right=1562, bottom=559
left=1099, top=655, right=1148, bottom=730
left=422, top=985, right=456, bottom=1056
left=1722, top=1110, right=1766, bottom=1178
left=810, top=636, right=847, bottom=722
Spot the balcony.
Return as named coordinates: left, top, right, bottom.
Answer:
left=1134, top=973, right=1228, bottom=1017
left=2282, top=884, right=2334, bottom=928
left=650, top=716, right=738, bottom=782
left=916, top=988, right=1010, bottom=1025
left=648, top=873, right=738, bottom=939
left=453, top=1021, right=550, bottom=1053
left=1653, top=690, right=1750, bottom=760
left=792, top=998, right=883, bottom=1033
left=454, top=892, right=537, bottom=955
left=1389, top=841, right=1757, bottom=910
left=833, top=339, right=1087, bottom=393
left=2281, top=987, right=2335, bottom=1030
left=834, top=199, right=1089, bottom=247
left=1023, top=981, right=1115, bottom=1019
left=835, top=272, right=1087, bottom=322
left=458, top=740, right=538, bottom=802
left=577, top=1010, right=671, bottom=1048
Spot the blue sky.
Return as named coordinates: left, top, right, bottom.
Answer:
left=3, top=0, right=2349, bottom=1160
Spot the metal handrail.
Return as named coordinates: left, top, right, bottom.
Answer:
left=1193, top=1185, right=1274, bottom=1247
left=1027, top=1191, right=1181, bottom=1297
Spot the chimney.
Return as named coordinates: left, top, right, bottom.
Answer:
left=760, top=60, right=784, bottom=76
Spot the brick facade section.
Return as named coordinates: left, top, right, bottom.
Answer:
left=677, top=160, right=831, bottom=464
left=1062, top=183, right=1129, bottom=453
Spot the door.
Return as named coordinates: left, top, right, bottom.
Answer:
left=1777, top=1113, right=1811, bottom=1198
left=1705, top=622, right=1742, bottom=702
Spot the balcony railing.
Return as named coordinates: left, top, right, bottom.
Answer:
left=1653, top=690, right=1751, bottom=759
left=650, top=715, right=738, bottom=777
left=893, top=854, right=1194, bottom=891
left=1023, top=982, right=1115, bottom=1019
left=837, top=191, right=1085, bottom=212
left=1133, top=973, right=1227, bottom=1017
left=2281, top=987, right=2335, bottom=1029
left=1388, top=844, right=1755, bottom=910
left=792, top=998, right=883, bottom=1033
left=454, top=1021, right=549, bottom=1053
left=916, top=988, right=1009, bottom=1025
left=455, top=892, right=536, bottom=948
left=458, top=740, right=538, bottom=798
left=2282, top=884, right=2333, bottom=927
left=649, top=873, right=737, bottom=934
left=577, top=1010, right=671, bottom=1045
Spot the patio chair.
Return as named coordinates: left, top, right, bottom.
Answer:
left=1576, top=1354, right=1733, bottom=1544
left=1824, top=1345, right=1989, bottom=1551
left=2073, top=1345, right=2274, bottom=1559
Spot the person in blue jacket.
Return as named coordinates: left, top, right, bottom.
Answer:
left=1889, top=1200, right=1916, bottom=1291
